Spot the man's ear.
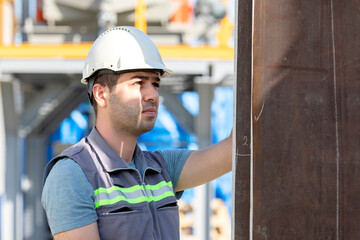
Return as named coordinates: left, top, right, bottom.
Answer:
left=93, top=84, right=108, bottom=108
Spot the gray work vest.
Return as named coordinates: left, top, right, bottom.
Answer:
left=44, top=128, right=180, bottom=240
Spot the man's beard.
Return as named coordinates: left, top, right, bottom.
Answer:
left=108, top=93, right=157, bottom=136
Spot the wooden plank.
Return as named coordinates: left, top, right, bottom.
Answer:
left=232, top=0, right=253, bottom=239
left=252, top=1, right=338, bottom=237
left=234, top=0, right=360, bottom=239
left=332, top=2, right=360, bottom=238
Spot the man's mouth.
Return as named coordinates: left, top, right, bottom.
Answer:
left=142, top=107, right=157, bottom=116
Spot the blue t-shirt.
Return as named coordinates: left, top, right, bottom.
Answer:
left=41, top=149, right=192, bottom=235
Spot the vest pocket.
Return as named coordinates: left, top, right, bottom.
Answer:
left=157, top=202, right=178, bottom=209
left=102, top=205, right=133, bottom=215
left=156, top=200, right=180, bottom=240
left=97, top=205, right=154, bottom=240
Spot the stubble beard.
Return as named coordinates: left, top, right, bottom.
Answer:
left=108, top=93, right=157, bottom=136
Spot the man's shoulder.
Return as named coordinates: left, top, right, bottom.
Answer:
left=154, top=149, right=193, bottom=161
left=41, top=159, right=97, bottom=235
left=47, top=158, right=83, bottom=179
left=44, top=138, right=89, bottom=181
left=52, top=157, right=80, bottom=169
left=57, top=138, right=87, bottom=158
left=142, top=148, right=191, bottom=161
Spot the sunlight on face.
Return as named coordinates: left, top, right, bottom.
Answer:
left=108, top=71, right=160, bottom=136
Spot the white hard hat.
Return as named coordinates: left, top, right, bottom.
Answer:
left=81, top=26, right=173, bottom=85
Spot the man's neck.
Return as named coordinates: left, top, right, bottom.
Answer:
left=95, top=124, right=137, bottom=163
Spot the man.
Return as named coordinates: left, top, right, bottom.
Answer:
left=42, top=26, right=232, bottom=240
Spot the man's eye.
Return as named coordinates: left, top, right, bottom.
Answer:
left=134, top=81, right=143, bottom=85
left=153, top=83, right=160, bottom=88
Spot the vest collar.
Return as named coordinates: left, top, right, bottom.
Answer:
left=87, top=127, right=161, bottom=173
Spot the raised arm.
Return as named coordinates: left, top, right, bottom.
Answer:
left=175, top=131, right=232, bottom=192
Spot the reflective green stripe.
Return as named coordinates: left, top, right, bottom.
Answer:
left=95, top=190, right=175, bottom=208
left=96, top=195, right=148, bottom=208
left=94, top=181, right=173, bottom=195
left=94, top=184, right=143, bottom=195
left=146, top=191, right=175, bottom=202
left=94, top=181, right=175, bottom=208
left=145, top=181, right=173, bottom=191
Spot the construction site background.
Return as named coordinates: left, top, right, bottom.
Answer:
left=0, top=0, right=235, bottom=239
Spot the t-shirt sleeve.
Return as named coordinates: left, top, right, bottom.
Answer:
left=155, top=149, right=193, bottom=199
left=41, top=158, right=98, bottom=235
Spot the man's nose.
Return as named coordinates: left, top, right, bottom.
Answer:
left=143, top=84, right=159, bottom=102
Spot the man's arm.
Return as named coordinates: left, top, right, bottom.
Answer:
left=42, top=159, right=99, bottom=238
left=54, top=222, right=100, bottom=240
left=175, top=131, right=232, bottom=191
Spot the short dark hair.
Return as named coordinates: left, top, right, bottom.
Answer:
left=90, top=72, right=120, bottom=115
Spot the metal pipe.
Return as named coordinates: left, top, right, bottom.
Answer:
left=135, top=0, right=147, bottom=33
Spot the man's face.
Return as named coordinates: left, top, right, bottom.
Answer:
left=107, top=71, right=161, bottom=136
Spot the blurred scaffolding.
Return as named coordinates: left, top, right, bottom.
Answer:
left=0, top=0, right=234, bottom=239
